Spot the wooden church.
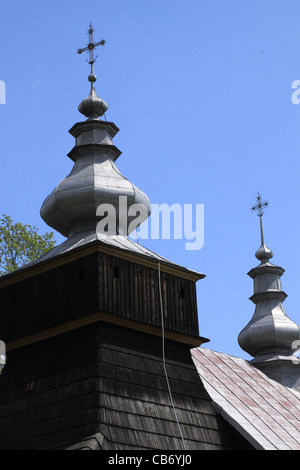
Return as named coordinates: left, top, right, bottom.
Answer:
left=0, top=25, right=299, bottom=451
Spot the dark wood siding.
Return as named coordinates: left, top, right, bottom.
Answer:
left=0, top=253, right=99, bottom=342
left=98, top=253, right=199, bottom=336
left=0, top=250, right=199, bottom=344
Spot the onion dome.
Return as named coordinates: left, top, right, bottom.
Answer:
left=255, top=243, right=273, bottom=261
left=40, top=25, right=151, bottom=241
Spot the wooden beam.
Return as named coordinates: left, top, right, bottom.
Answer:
left=6, top=310, right=209, bottom=351
left=0, top=241, right=205, bottom=288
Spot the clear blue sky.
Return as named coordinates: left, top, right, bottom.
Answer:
left=1, top=0, right=300, bottom=359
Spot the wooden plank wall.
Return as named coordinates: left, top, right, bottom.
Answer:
left=98, top=253, right=199, bottom=337
left=0, top=251, right=199, bottom=343
left=0, top=254, right=99, bottom=342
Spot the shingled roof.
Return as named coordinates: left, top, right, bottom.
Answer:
left=192, top=347, right=300, bottom=450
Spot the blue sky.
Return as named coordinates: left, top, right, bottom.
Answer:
left=1, top=0, right=300, bottom=359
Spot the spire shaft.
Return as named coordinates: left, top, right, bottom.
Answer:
left=260, top=215, right=265, bottom=246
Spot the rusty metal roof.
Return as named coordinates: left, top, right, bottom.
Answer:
left=191, top=347, right=300, bottom=450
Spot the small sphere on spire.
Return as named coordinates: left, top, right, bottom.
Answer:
left=88, top=73, right=97, bottom=83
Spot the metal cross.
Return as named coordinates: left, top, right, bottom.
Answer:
left=77, top=23, right=105, bottom=68
left=251, top=192, right=269, bottom=218
left=251, top=192, right=269, bottom=246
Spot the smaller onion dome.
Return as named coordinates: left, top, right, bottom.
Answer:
left=255, top=243, right=273, bottom=261
left=78, top=72, right=108, bottom=119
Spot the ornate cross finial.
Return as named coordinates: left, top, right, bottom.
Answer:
left=76, top=23, right=108, bottom=119
left=77, top=22, right=105, bottom=72
left=251, top=192, right=270, bottom=249
left=251, top=192, right=269, bottom=218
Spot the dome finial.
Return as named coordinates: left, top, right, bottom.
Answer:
left=77, top=23, right=108, bottom=119
left=251, top=192, right=273, bottom=261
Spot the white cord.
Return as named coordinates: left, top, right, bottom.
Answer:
left=158, top=261, right=187, bottom=451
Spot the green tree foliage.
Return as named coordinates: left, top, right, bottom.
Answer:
left=0, top=214, right=56, bottom=276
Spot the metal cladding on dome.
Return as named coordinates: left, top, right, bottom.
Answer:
left=40, top=24, right=151, bottom=244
